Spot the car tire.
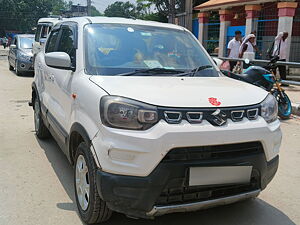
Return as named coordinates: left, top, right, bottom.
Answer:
left=34, top=95, right=50, bottom=139
left=9, top=62, right=14, bottom=71
left=15, top=60, right=22, bottom=76
left=74, top=143, right=112, bottom=224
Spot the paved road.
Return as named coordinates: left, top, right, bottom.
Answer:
left=0, top=59, right=299, bottom=225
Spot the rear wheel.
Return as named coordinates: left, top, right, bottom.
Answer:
left=34, top=95, right=50, bottom=139
left=273, top=91, right=292, bottom=120
left=74, top=143, right=112, bottom=224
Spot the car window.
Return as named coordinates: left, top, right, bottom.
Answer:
left=84, top=24, right=218, bottom=76
left=57, top=27, right=75, bottom=61
left=20, top=37, right=34, bottom=49
left=35, top=25, right=42, bottom=42
left=45, top=30, right=60, bottom=53
left=41, top=26, right=50, bottom=39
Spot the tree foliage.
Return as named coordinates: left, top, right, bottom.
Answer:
left=104, top=1, right=138, bottom=18
left=104, top=1, right=168, bottom=22
left=91, top=6, right=103, bottom=17
left=0, top=0, right=69, bottom=35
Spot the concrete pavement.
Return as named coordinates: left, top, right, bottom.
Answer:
left=0, top=58, right=299, bottom=225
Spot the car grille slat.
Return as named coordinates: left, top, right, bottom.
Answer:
left=162, top=142, right=263, bottom=162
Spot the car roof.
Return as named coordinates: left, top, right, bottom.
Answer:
left=16, top=34, right=35, bottom=38
left=61, top=16, right=185, bottom=31
left=38, top=17, right=63, bottom=25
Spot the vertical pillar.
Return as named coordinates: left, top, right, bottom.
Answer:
left=245, top=5, right=261, bottom=35
left=198, top=12, right=209, bottom=48
left=277, top=2, right=298, bottom=61
left=218, top=9, right=232, bottom=57
left=185, top=0, right=193, bottom=31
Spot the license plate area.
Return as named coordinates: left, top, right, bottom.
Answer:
left=189, top=166, right=252, bottom=186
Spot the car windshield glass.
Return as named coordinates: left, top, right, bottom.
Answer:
left=20, top=37, right=34, bottom=49
left=84, top=24, right=219, bottom=77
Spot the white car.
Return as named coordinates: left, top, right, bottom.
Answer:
left=32, top=17, right=63, bottom=61
left=31, top=17, right=281, bottom=224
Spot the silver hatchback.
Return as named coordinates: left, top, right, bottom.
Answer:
left=8, top=34, right=34, bottom=75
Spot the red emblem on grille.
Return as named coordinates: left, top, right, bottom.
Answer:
left=208, top=97, right=221, bottom=106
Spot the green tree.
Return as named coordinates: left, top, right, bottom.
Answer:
left=91, top=6, right=103, bottom=17
left=104, top=1, right=138, bottom=18
left=0, top=0, right=69, bottom=35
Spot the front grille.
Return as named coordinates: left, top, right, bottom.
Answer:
left=155, top=177, right=259, bottom=206
left=162, top=142, right=263, bottom=162
left=157, top=104, right=261, bottom=126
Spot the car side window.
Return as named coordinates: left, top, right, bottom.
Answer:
left=41, top=26, right=50, bottom=39
left=35, top=25, right=42, bottom=42
left=45, top=30, right=60, bottom=53
left=57, top=27, right=76, bottom=63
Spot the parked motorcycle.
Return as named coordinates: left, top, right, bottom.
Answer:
left=221, top=56, right=292, bottom=120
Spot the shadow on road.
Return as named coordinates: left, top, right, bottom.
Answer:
left=36, top=137, right=296, bottom=225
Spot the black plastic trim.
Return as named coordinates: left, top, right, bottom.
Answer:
left=96, top=147, right=279, bottom=219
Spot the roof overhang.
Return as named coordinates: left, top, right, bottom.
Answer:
left=194, top=0, right=279, bottom=12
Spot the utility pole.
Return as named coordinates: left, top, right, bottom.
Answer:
left=169, top=0, right=175, bottom=24
left=185, top=0, right=193, bottom=31
left=87, top=0, right=92, bottom=16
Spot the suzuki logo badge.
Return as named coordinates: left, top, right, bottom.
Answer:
left=211, top=109, right=227, bottom=126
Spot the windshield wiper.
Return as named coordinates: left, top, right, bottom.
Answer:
left=118, top=68, right=185, bottom=76
left=177, top=65, right=213, bottom=77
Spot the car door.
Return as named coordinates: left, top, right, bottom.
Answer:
left=33, top=23, right=52, bottom=56
left=40, top=27, right=61, bottom=127
left=32, top=25, right=42, bottom=56
left=44, top=23, right=77, bottom=145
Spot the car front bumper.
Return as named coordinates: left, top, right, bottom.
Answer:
left=92, top=117, right=281, bottom=177
left=95, top=154, right=278, bottom=218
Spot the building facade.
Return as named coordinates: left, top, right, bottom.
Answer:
left=193, top=0, right=300, bottom=62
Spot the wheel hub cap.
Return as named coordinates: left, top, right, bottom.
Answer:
left=75, top=155, right=90, bottom=211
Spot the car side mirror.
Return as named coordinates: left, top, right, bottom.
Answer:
left=10, top=44, right=17, bottom=49
left=45, top=52, right=73, bottom=70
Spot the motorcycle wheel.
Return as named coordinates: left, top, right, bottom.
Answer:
left=273, top=91, right=292, bottom=120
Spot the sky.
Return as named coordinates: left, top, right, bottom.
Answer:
left=71, top=0, right=137, bottom=13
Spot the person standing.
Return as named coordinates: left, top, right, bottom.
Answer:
left=273, top=32, right=289, bottom=84
left=227, top=30, right=242, bottom=71
left=2, top=37, right=8, bottom=49
left=239, top=34, right=256, bottom=58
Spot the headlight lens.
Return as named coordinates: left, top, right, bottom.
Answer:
left=18, top=51, right=31, bottom=61
left=100, top=96, right=158, bottom=130
left=261, top=94, right=278, bottom=123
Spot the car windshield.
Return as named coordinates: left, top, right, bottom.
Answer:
left=84, top=24, right=219, bottom=76
left=20, top=37, right=34, bottom=49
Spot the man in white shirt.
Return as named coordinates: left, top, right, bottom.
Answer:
left=273, top=32, right=289, bottom=82
left=227, top=30, right=242, bottom=71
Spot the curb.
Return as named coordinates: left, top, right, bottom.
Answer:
left=292, top=103, right=300, bottom=116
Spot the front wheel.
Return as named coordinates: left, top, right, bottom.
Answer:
left=74, top=143, right=112, bottom=224
left=273, top=91, right=292, bottom=120
left=15, top=60, right=22, bottom=76
left=34, top=95, right=50, bottom=139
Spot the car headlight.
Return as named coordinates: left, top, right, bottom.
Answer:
left=18, top=52, right=31, bottom=61
left=100, top=96, right=158, bottom=130
left=261, top=94, right=278, bottom=123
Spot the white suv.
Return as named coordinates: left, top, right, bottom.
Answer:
left=32, top=17, right=63, bottom=61
left=31, top=17, right=282, bottom=224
